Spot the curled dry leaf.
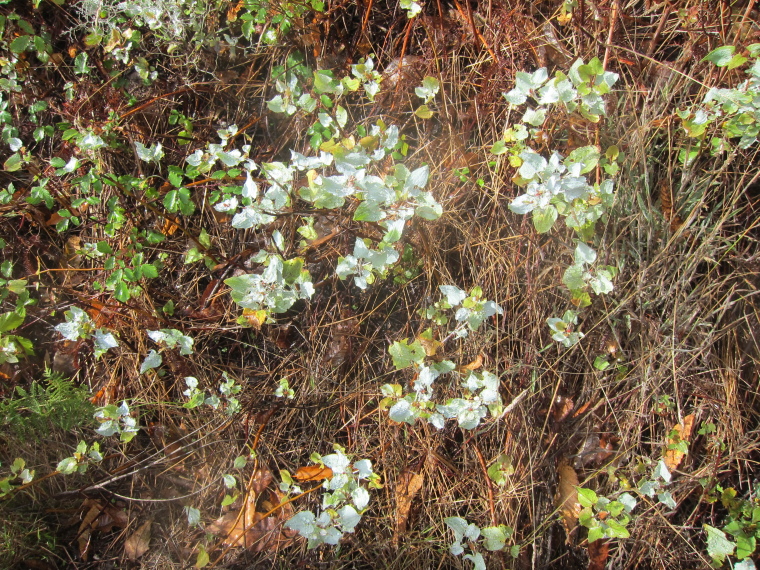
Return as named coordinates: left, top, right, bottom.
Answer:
left=574, top=431, right=616, bottom=469
left=394, top=470, right=424, bottom=543
left=250, top=467, right=275, bottom=495
left=664, top=414, right=695, bottom=471
left=294, top=465, right=333, bottom=482
left=457, top=354, right=483, bottom=372
left=226, top=0, right=243, bottom=22
left=552, top=395, right=575, bottom=423
left=417, top=334, right=442, bottom=358
left=555, top=459, right=580, bottom=544
left=269, top=324, right=293, bottom=350
left=323, top=317, right=358, bottom=368
left=124, top=520, right=152, bottom=561
left=161, top=216, right=180, bottom=236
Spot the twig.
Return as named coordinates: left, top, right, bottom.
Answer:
left=118, top=85, right=212, bottom=121
left=602, top=0, right=620, bottom=71
left=733, top=0, right=757, bottom=45
left=452, top=0, right=497, bottom=61
left=473, top=444, right=497, bottom=527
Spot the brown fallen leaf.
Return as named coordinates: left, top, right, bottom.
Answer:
left=207, top=488, right=295, bottom=551
left=394, top=470, right=424, bottom=543
left=161, top=216, right=180, bottom=236
left=124, top=520, right=152, bottom=561
left=77, top=503, right=99, bottom=561
left=77, top=499, right=129, bottom=561
left=250, top=468, right=274, bottom=495
left=552, top=395, right=575, bottom=423
left=457, top=354, right=483, bottom=373
left=323, top=317, right=358, bottom=368
left=664, top=414, right=695, bottom=471
left=587, top=538, right=610, bottom=570
left=294, top=465, right=333, bottom=482
left=555, top=459, right=580, bottom=545
left=592, top=434, right=616, bottom=466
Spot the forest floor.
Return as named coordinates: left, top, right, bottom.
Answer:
left=1, top=0, right=760, bottom=568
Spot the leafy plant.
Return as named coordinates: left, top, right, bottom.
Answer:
left=56, top=439, right=104, bottom=475
left=182, top=373, right=242, bottom=415
left=55, top=306, right=119, bottom=358
left=0, top=368, right=94, bottom=438
left=93, top=401, right=140, bottom=443
left=0, top=458, right=34, bottom=498
left=703, top=486, right=760, bottom=566
left=577, top=487, right=637, bottom=541
left=380, top=286, right=504, bottom=430
left=679, top=44, right=760, bottom=159
left=492, top=59, right=622, bottom=347
left=282, top=445, right=381, bottom=549
left=445, top=516, right=519, bottom=569
left=0, top=277, right=34, bottom=365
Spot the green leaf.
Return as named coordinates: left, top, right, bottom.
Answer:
left=140, top=350, right=162, bottom=374
left=587, top=525, right=605, bottom=543
left=605, top=517, right=630, bottom=538
left=593, top=356, right=610, bottom=371
left=487, top=454, right=515, bottom=486
left=563, top=265, right=586, bottom=291
left=565, top=145, right=600, bottom=174
left=335, top=105, right=348, bottom=128
left=481, top=525, right=512, bottom=551
left=388, top=339, right=426, bottom=369
left=56, top=457, right=79, bottom=475
left=73, top=52, right=90, bottom=75
left=577, top=487, right=598, bottom=508
left=185, top=506, right=201, bottom=527
left=282, top=257, right=305, bottom=284
left=184, top=247, right=204, bottom=265
left=414, top=105, right=434, bottom=119
left=522, top=107, right=546, bottom=126
left=702, top=45, right=735, bottom=67
left=163, top=190, right=180, bottom=213
left=4, top=153, right=23, bottom=172
left=532, top=206, right=558, bottom=233
left=141, top=264, right=158, bottom=279
left=135, top=141, right=163, bottom=163
left=727, top=54, right=748, bottom=70
left=313, top=70, right=338, bottom=94
left=177, top=187, right=195, bottom=215
left=8, top=280, right=26, bottom=294
left=9, top=35, right=31, bottom=54
left=354, top=201, right=383, bottom=222
left=114, top=280, right=130, bottom=302
left=0, top=310, right=24, bottom=332
left=736, top=534, right=756, bottom=560
left=705, top=524, right=735, bottom=564
left=168, top=165, right=184, bottom=187
left=491, top=140, right=507, bottom=155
